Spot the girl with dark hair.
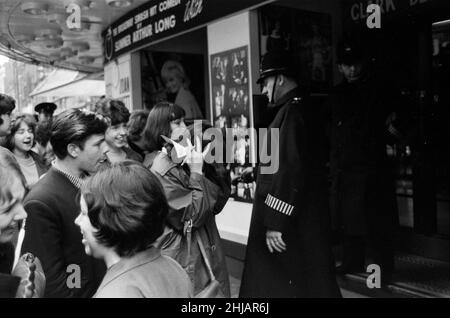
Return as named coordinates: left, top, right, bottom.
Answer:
left=142, top=101, right=186, bottom=154
left=142, top=102, right=231, bottom=297
left=75, top=161, right=192, bottom=298
left=5, top=114, right=48, bottom=187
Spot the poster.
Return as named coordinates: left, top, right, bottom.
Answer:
left=259, top=6, right=333, bottom=93
left=210, top=45, right=255, bottom=203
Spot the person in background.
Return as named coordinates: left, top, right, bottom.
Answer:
left=142, top=102, right=230, bottom=297
left=330, top=41, right=400, bottom=280
left=127, top=109, right=149, bottom=160
left=161, top=60, right=203, bottom=120
left=5, top=114, right=49, bottom=187
left=75, top=161, right=192, bottom=298
left=21, top=109, right=108, bottom=298
left=34, top=103, right=57, bottom=124
left=0, top=94, right=15, bottom=146
left=32, top=121, right=54, bottom=168
left=95, top=98, right=143, bottom=163
left=0, top=147, right=45, bottom=298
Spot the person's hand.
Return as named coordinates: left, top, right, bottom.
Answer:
left=185, top=137, right=211, bottom=175
left=266, top=230, right=287, bottom=253
left=12, top=253, right=46, bottom=298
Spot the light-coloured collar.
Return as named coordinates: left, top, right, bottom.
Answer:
left=51, top=161, right=83, bottom=189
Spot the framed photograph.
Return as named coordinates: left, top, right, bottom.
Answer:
left=210, top=46, right=254, bottom=203
left=259, top=6, right=333, bottom=93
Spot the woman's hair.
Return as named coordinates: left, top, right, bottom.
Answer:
left=4, top=113, right=37, bottom=151
left=94, top=98, right=130, bottom=126
left=127, top=110, right=149, bottom=143
left=161, top=60, right=190, bottom=88
left=142, top=102, right=185, bottom=153
left=80, top=161, right=168, bottom=257
left=0, top=148, right=27, bottom=210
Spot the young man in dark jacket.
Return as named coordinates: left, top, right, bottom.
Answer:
left=21, top=109, right=109, bottom=298
left=0, top=94, right=15, bottom=142
left=240, top=51, right=341, bottom=298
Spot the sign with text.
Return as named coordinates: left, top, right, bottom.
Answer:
left=103, top=0, right=268, bottom=62
left=342, top=0, right=448, bottom=25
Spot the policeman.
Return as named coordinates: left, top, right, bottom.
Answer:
left=239, top=51, right=341, bottom=298
left=34, top=102, right=57, bottom=123
left=330, top=41, right=399, bottom=279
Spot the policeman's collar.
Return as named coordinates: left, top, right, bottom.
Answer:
left=274, top=86, right=304, bottom=108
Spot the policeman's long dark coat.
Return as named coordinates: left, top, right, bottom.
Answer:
left=240, top=88, right=341, bottom=298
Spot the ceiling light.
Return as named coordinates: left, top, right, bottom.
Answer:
left=61, top=47, right=76, bottom=58
left=48, top=13, right=67, bottom=24
left=106, top=0, right=133, bottom=8
left=78, top=56, right=95, bottom=65
left=35, top=28, right=62, bottom=39
left=39, top=38, right=63, bottom=49
left=49, top=52, right=61, bottom=60
left=72, top=42, right=90, bottom=52
left=15, top=34, right=35, bottom=45
left=21, top=2, right=49, bottom=15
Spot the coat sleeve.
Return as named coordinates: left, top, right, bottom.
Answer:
left=0, top=273, right=20, bottom=297
left=262, top=104, right=306, bottom=232
left=155, top=169, right=220, bottom=231
left=204, top=163, right=231, bottom=215
left=21, top=199, right=86, bottom=298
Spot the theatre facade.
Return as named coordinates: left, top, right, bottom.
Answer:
left=3, top=0, right=450, bottom=296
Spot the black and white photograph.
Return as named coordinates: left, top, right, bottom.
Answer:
left=2, top=0, right=450, bottom=307
left=210, top=46, right=253, bottom=203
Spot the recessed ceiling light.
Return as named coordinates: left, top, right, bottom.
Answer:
left=78, top=56, right=95, bottom=65
left=61, top=47, right=76, bottom=58
left=49, top=52, right=61, bottom=60
left=21, top=2, right=49, bottom=15
left=39, top=38, right=64, bottom=49
left=72, top=42, right=90, bottom=52
left=105, top=0, right=133, bottom=8
left=35, top=28, right=62, bottom=39
left=15, top=34, right=35, bottom=45
left=48, top=13, right=67, bottom=24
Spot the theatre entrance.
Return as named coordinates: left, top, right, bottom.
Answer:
left=339, top=1, right=450, bottom=295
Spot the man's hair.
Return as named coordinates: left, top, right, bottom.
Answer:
left=142, top=101, right=185, bottom=153
left=0, top=148, right=28, bottom=209
left=0, top=94, right=16, bottom=125
left=4, top=114, right=37, bottom=151
left=80, top=161, right=168, bottom=257
left=94, top=98, right=130, bottom=126
left=50, top=109, right=108, bottom=159
left=127, top=110, right=149, bottom=143
left=35, top=121, right=52, bottom=147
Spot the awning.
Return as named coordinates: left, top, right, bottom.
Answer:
left=30, top=69, right=105, bottom=98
